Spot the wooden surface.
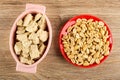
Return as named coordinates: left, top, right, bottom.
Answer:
left=0, top=0, right=120, bottom=80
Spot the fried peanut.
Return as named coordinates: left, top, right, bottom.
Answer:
left=83, top=61, right=89, bottom=66
left=62, top=18, right=109, bottom=66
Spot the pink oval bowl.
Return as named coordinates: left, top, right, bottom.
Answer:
left=9, top=4, right=52, bottom=73
left=59, top=14, right=113, bottom=68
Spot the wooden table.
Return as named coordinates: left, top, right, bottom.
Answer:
left=0, top=0, right=120, bottom=80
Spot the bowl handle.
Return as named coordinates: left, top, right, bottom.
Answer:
left=16, top=63, right=37, bottom=73
left=26, top=4, right=46, bottom=14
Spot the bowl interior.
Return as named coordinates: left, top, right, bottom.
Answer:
left=59, top=14, right=113, bottom=68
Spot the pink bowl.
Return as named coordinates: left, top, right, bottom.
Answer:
left=59, top=14, right=113, bottom=68
left=9, top=4, right=52, bottom=73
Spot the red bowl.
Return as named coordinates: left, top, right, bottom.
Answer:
left=59, top=14, right=113, bottom=68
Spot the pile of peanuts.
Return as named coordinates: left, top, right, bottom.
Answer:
left=62, top=18, right=109, bottom=66
left=14, top=13, right=48, bottom=65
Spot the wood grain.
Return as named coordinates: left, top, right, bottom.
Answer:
left=0, top=0, right=120, bottom=80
